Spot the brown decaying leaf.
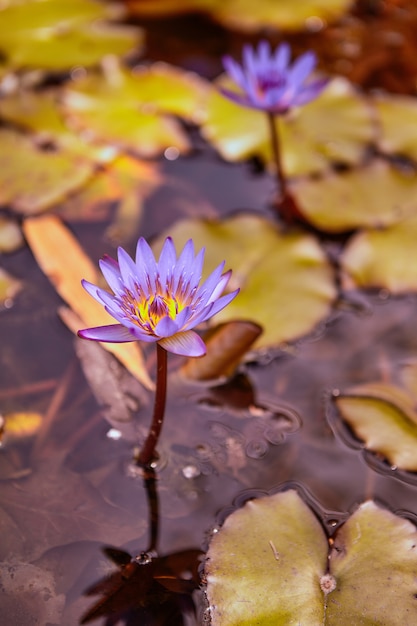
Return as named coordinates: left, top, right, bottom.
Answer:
left=181, top=320, right=262, bottom=381
left=22, top=215, right=153, bottom=389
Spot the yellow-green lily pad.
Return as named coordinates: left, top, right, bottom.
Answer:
left=292, top=159, right=417, bottom=233
left=341, top=213, right=417, bottom=293
left=0, top=0, right=142, bottom=71
left=201, top=77, right=373, bottom=177
left=334, top=382, right=417, bottom=471
left=0, top=89, right=114, bottom=164
left=153, top=214, right=337, bottom=350
left=129, top=0, right=352, bottom=32
left=64, top=63, right=207, bottom=157
left=0, top=129, right=94, bottom=214
left=206, top=489, right=417, bottom=625
left=374, top=93, right=417, bottom=162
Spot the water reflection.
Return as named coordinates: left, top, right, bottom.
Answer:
left=81, top=468, right=203, bottom=625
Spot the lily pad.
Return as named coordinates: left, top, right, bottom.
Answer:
left=128, top=0, right=352, bottom=32
left=292, top=159, right=417, bottom=233
left=0, top=129, right=94, bottom=214
left=153, top=214, right=337, bottom=349
left=206, top=489, right=417, bottom=625
left=0, top=0, right=142, bottom=71
left=201, top=78, right=373, bottom=177
left=64, top=63, right=207, bottom=157
left=0, top=89, right=113, bottom=164
left=334, top=382, right=417, bottom=471
left=341, top=213, right=417, bottom=292
left=374, top=93, right=417, bottom=162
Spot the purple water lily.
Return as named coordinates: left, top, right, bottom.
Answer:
left=78, top=236, right=239, bottom=358
left=221, top=40, right=328, bottom=114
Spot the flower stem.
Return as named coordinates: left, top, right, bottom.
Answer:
left=137, top=344, right=168, bottom=468
left=267, top=111, right=287, bottom=200
left=266, top=112, right=302, bottom=225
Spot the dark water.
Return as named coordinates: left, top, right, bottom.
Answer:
left=2, top=3, right=417, bottom=624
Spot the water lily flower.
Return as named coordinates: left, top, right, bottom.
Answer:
left=221, top=40, right=328, bottom=115
left=78, top=237, right=239, bottom=358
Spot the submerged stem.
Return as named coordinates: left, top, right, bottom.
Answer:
left=137, top=344, right=168, bottom=468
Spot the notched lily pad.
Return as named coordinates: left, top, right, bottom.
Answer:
left=334, top=382, right=417, bottom=471
left=64, top=62, right=207, bottom=157
left=341, top=213, right=417, bottom=292
left=292, top=159, right=417, bottom=233
left=206, top=489, right=417, bottom=625
left=0, top=128, right=95, bottom=214
left=374, top=93, right=417, bottom=162
left=153, top=214, right=337, bottom=350
left=128, top=0, right=352, bottom=32
left=0, top=0, right=142, bottom=71
left=201, top=77, right=373, bottom=177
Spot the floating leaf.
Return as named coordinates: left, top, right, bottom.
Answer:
left=128, top=0, right=352, bottom=32
left=64, top=63, right=207, bottom=157
left=374, top=93, right=417, bottom=162
left=206, top=490, right=417, bottom=625
left=22, top=215, right=153, bottom=389
left=0, top=0, right=142, bottom=71
left=341, top=213, right=417, bottom=292
left=153, top=214, right=337, bottom=349
left=334, top=382, right=417, bottom=471
left=292, top=159, right=417, bottom=233
left=201, top=78, right=373, bottom=177
left=0, top=89, right=114, bottom=164
left=0, top=129, right=94, bottom=214
left=58, top=156, right=161, bottom=245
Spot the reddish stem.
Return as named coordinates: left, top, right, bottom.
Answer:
left=137, top=344, right=168, bottom=468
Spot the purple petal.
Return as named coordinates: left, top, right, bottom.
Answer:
left=117, top=247, right=138, bottom=293
left=288, top=51, right=316, bottom=90
left=257, top=40, right=272, bottom=68
left=207, top=269, right=232, bottom=303
left=199, top=289, right=239, bottom=321
left=195, top=261, right=226, bottom=305
left=99, top=255, right=123, bottom=294
left=157, top=237, right=177, bottom=288
left=275, top=42, right=290, bottom=72
left=82, top=279, right=115, bottom=307
left=292, top=78, right=329, bottom=106
left=219, top=87, right=259, bottom=110
left=222, top=56, right=247, bottom=91
left=158, top=330, right=207, bottom=357
left=153, top=316, right=180, bottom=338
left=77, top=324, right=137, bottom=343
left=135, top=238, right=157, bottom=292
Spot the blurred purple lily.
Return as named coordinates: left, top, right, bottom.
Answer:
left=221, top=40, right=327, bottom=114
left=78, top=237, right=239, bottom=358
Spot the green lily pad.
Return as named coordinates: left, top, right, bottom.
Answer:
left=334, top=382, right=417, bottom=471
left=153, top=214, right=337, bottom=349
left=0, top=0, right=141, bottom=71
left=64, top=63, right=207, bottom=157
left=206, top=490, right=417, bottom=625
left=0, top=89, right=113, bottom=164
left=129, top=0, right=352, bottom=32
left=0, top=129, right=94, bottom=214
left=201, top=78, right=373, bottom=177
left=292, top=159, right=417, bottom=233
left=341, top=213, right=417, bottom=292
left=374, top=93, right=417, bottom=162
